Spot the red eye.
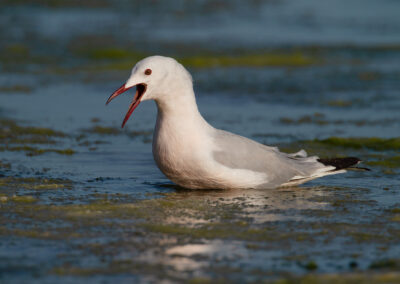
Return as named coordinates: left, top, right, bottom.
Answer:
left=145, top=69, right=152, bottom=75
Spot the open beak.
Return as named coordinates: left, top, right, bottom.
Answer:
left=106, top=83, right=147, bottom=128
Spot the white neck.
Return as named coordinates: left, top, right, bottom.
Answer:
left=154, top=84, right=210, bottom=131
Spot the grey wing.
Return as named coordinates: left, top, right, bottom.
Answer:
left=212, top=130, right=334, bottom=187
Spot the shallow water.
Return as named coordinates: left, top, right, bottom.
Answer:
left=1, top=1, right=400, bottom=283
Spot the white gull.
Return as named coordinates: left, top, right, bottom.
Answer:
left=106, top=55, right=364, bottom=190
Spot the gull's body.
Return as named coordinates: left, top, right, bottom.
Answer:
left=107, top=56, right=362, bottom=190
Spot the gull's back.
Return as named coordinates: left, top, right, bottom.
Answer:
left=211, top=129, right=337, bottom=189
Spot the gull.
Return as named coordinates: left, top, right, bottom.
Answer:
left=106, top=55, right=366, bottom=190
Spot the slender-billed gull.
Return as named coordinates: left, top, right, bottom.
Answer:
left=106, top=55, right=366, bottom=190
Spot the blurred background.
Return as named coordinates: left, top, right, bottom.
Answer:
left=1, top=0, right=400, bottom=283
left=1, top=0, right=400, bottom=137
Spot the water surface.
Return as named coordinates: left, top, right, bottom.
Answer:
left=1, top=1, right=400, bottom=283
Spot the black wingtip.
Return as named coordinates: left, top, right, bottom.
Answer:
left=317, top=157, right=362, bottom=171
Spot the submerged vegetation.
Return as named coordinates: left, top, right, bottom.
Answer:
left=85, top=125, right=121, bottom=135
left=0, top=119, right=65, bottom=141
left=0, top=118, right=75, bottom=156
left=279, top=113, right=396, bottom=127
left=314, top=137, right=400, bottom=151
left=281, top=136, right=400, bottom=156
left=0, top=85, right=33, bottom=94
left=0, top=145, right=75, bottom=156
left=366, top=156, right=400, bottom=169
left=68, top=46, right=322, bottom=71
left=0, top=176, right=72, bottom=190
left=179, top=52, right=320, bottom=67
left=3, top=37, right=400, bottom=75
left=1, top=181, right=400, bottom=280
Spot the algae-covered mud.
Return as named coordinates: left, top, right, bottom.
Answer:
left=1, top=0, right=400, bottom=283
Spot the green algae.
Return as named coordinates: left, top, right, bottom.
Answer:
left=0, top=118, right=66, bottom=146
left=31, top=184, right=65, bottom=190
left=366, top=156, right=400, bottom=169
left=330, top=137, right=399, bottom=150
left=16, top=127, right=64, bottom=137
left=300, top=209, right=333, bottom=218
left=84, top=48, right=144, bottom=61
left=0, top=43, right=51, bottom=71
left=0, top=176, right=72, bottom=190
left=1, top=191, right=313, bottom=242
left=142, top=222, right=312, bottom=242
left=315, top=137, right=400, bottom=151
left=11, top=195, right=37, bottom=203
left=86, top=126, right=121, bottom=135
left=51, top=260, right=168, bottom=278
left=49, top=260, right=400, bottom=283
left=303, top=261, right=318, bottom=271
left=52, top=201, right=144, bottom=219
left=0, top=119, right=65, bottom=137
left=3, top=44, right=30, bottom=59
left=0, top=131, right=397, bottom=281
left=0, top=118, right=76, bottom=156
left=3, top=39, right=400, bottom=76
left=46, top=195, right=214, bottom=222
left=369, top=259, right=399, bottom=270
left=326, top=99, right=353, bottom=108
left=71, top=47, right=321, bottom=72
left=278, top=113, right=395, bottom=127
left=70, top=46, right=146, bottom=71
left=2, top=184, right=400, bottom=281
left=34, top=41, right=400, bottom=76
left=279, top=115, right=319, bottom=125
left=127, top=130, right=153, bottom=138
left=0, top=85, right=33, bottom=93
left=279, top=117, right=307, bottom=125
left=90, top=117, right=101, bottom=123
left=331, top=198, right=376, bottom=208
left=188, top=278, right=214, bottom=284
left=0, top=160, right=11, bottom=169
left=282, top=137, right=400, bottom=156
left=180, top=52, right=320, bottom=68
left=390, top=215, right=400, bottom=222
left=358, top=71, right=381, bottom=81
left=0, top=146, right=75, bottom=156
left=349, top=232, right=387, bottom=243
left=273, top=273, right=400, bottom=284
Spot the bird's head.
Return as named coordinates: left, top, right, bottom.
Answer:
left=106, top=55, right=192, bottom=128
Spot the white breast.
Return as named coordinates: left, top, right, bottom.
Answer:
left=152, top=110, right=214, bottom=189
left=152, top=111, right=268, bottom=190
